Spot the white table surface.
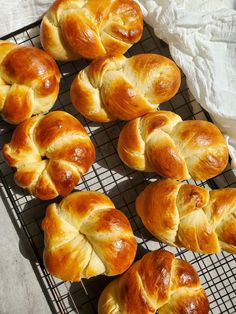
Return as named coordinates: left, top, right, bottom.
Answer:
left=0, top=193, right=51, bottom=314
left=0, top=1, right=53, bottom=310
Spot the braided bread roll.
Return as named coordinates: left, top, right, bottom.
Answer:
left=0, top=40, right=60, bottom=124
left=136, top=180, right=236, bottom=254
left=42, top=191, right=137, bottom=281
left=71, top=54, right=181, bottom=122
left=98, top=250, right=209, bottom=314
left=3, top=111, right=95, bottom=200
left=40, top=0, right=143, bottom=61
left=118, top=111, right=228, bottom=180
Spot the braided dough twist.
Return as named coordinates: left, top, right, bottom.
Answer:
left=118, top=111, right=228, bottom=180
left=136, top=180, right=236, bottom=254
left=98, top=250, right=209, bottom=314
left=40, top=0, right=143, bottom=61
left=71, top=54, right=181, bottom=122
left=0, top=40, right=60, bottom=124
left=3, top=111, right=95, bottom=200
left=42, top=191, right=137, bottom=281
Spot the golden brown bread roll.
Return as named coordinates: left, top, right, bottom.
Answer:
left=41, top=191, right=137, bottom=281
left=3, top=111, right=95, bottom=200
left=40, top=0, right=143, bottom=61
left=98, top=250, right=209, bottom=314
left=71, top=54, right=181, bottom=122
left=0, top=40, right=60, bottom=124
left=136, top=179, right=236, bottom=254
left=118, top=111, right=228, bottom=180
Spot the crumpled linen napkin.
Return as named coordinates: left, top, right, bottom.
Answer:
left=0, top=0, right=52, bottom=37
left=137, top=0, right=236, bottom=173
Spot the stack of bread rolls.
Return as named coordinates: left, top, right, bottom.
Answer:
left=2, top=0, right=234, bottom=312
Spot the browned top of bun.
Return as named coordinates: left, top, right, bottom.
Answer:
left=71, top=54, right=181, bottom=122
left=3, top=111, right=95, bottom=200
left=118, top=111, right=228, bottom=180
left=136, top=179, right=236, bottom=254
left=0, top=40, right=60, bottom=124
left=42, top=191, right=137, bottom=281
left=40, top=0, right=143, bottom=61
left=98, top=250, right=209, bottom=314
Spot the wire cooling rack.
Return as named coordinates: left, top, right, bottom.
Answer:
left=0, top=21, right=236, bottom=314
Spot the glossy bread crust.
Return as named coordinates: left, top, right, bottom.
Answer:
left=136, top=179, right=236, bottom=254
left=71, top=54, right=181, bottom=122
left=0, top=40, right=60, bottom=124
left=118, top=111, right=228, bottom=180
left=40, top=0, right=143, bottom=61
left=41, top=191, right=137, bottom=281
left=98, top=250, right=209, bottom=314
left=3, top=111, right=95, bottom=200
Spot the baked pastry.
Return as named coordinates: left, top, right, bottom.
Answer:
left=3, top=111, right=95, bottom=200
left=71, top=54, right=181, bottom=122
left=42, top=191, right=137, bottom=281
left=136, top=180, right=236, bottom=254
left=118, top=111, right=228, bottom=180
left=98, top=249, right=209, bottom=314
left=40, top=0, right=143, bottom=61
left=0, top=40, right=60, bottom=124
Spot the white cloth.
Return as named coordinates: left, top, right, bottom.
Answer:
left=0, top=0, right=52, bottom=37
left=137, top=0, right=236, bottom=173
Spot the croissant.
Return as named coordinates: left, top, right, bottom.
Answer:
left=136, top=179, right=236, bottom=254
left=0, top=40, right=60, bottom=124
left=40, top=0, right=143, bottom=61
left=98, top=250, right=209, bottom=314
left=3, top=111, right=95, bottom=200
left=71, top=54, right=181, bottom=122
left=118, top=111, right=228, bottom=180
left=42, top=191, right=137, bottom=281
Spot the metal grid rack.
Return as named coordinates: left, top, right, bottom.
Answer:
left=0, top=20, right=236, bottom=314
